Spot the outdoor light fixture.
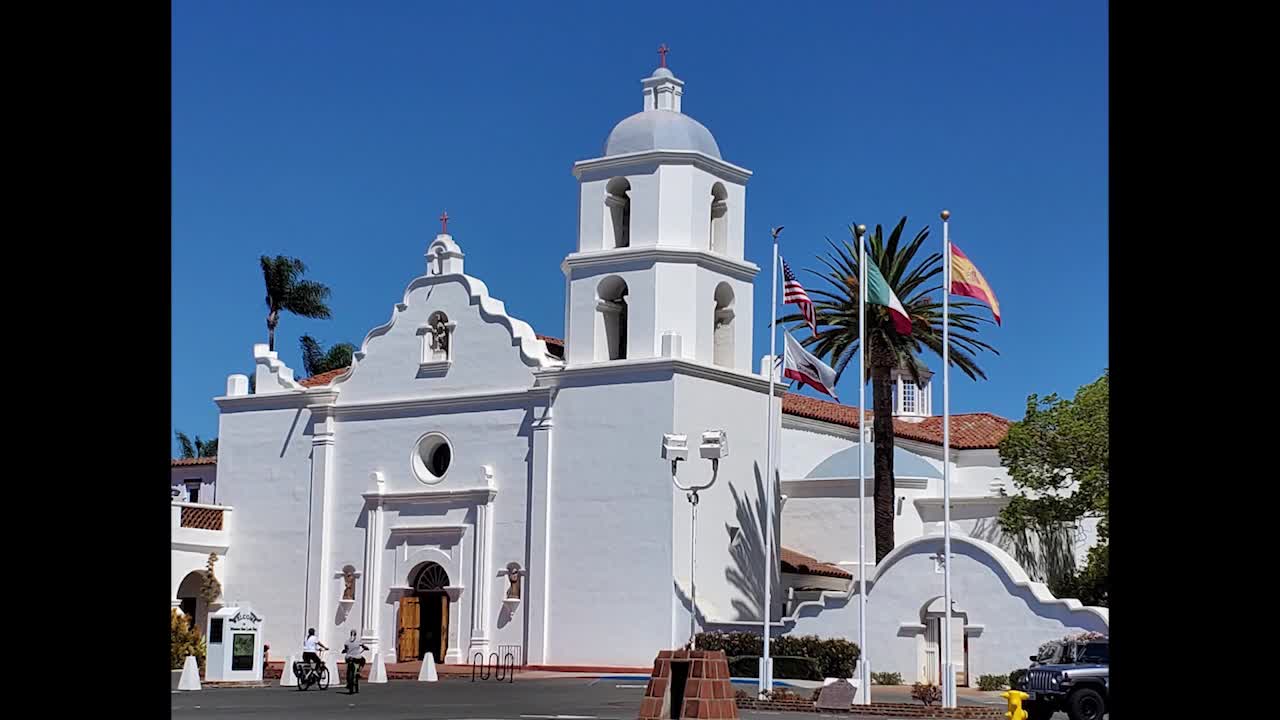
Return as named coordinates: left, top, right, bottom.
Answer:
left=661, top=433, right=690, bottom=463
left=664, top=429, right=727, bottom=651
left=698, top=430, right=728, bottom=461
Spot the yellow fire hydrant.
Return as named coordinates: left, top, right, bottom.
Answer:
left=999, top=690, right=1029, bottom=720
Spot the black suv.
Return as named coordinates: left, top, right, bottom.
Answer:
left=1016, top=639, right=1108, bottom=720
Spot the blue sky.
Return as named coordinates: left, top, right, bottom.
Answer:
left=172, top=1, right=1107, bottom=451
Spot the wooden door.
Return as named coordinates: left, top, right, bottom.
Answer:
left=951, top=618, right=967, bottom=687
left=438, top=593, right=449, bottom=660
left=397, top=596, right=420, bottom=662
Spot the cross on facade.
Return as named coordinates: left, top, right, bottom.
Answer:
left=439, top=210, right=449, bottom=234
left=657, top=44, right=669, bottom=68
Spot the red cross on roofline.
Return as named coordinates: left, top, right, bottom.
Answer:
left=658, top=44, right=669, bottom=68
left=440, top=211, right=449, bottom=234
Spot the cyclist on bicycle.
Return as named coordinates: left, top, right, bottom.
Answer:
left=302, top=628, right=328, bottom=667
left=342, top=630, right=370, bottom=694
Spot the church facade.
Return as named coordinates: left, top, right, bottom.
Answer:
left=173, top=62, right=1106, bottom=682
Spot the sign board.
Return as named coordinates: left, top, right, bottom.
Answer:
left=205, top=604, right=264, bottom=682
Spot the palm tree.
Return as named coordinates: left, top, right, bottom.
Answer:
left=300, top=335, right=356, bottom=378
left=260, top=255, right=333, bottom=351
left=175, top=431, right=218, bottom=459
left=780, top=217, right=998, bottom=560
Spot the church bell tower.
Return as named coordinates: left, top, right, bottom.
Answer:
left=561, top=57, right=759, bottom=371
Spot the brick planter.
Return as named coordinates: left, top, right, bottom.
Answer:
left=640, top=650, right=739, bottom=720
left=733, top=698, right=1002, bottom=719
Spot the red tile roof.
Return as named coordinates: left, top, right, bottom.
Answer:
left=780, top=546, right=852, bottom=579
left=172, top=457, right=217, bottom=467
left=537, top=335, right=565, bottom=359
left=782, top=392, right=1010, bottom=450
left=298, top=367, right=349, bottom=387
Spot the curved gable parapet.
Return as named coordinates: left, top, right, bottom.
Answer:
left=873, top=534, right=1109, bottom=626
left=780, top=534, right=1107, bottom=628
left=330, top=272, right=563, bottom=389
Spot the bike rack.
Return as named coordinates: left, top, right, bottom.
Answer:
left=470, top=650, right=516, bottom=683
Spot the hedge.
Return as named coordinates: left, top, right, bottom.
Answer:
left=728, top=655, right=822, bottom=681
left=697, top=631, right=860, bottom=678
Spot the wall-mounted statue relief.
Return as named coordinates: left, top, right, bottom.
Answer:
left=427, top=312, right=451, bottom=361
left=504, top=562, right=523, bottom=600
left=342, top=567, right=356, bottom=600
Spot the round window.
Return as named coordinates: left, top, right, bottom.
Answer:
left=412, top=433, right=452, bottom=484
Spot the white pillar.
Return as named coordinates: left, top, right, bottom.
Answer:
left=361, top=489, right=385, bottom=656
left=469, top=470, right=494, bottom=660
left=305, top=407, right=337, bottom=645
left=525, top=397, right=554, bottom=665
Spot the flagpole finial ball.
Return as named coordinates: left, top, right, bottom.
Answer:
left=940, top=210, right=951, bottom=221
left=855, top=224, right=867, bottom=237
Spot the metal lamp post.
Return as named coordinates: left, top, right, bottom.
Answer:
left=663, top=430, right=729, bottom=650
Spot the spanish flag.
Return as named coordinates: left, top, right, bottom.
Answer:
left=949, top=243, right=1001, bottom=325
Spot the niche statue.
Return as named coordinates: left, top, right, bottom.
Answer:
left=429, top=317, right=450, bottom=360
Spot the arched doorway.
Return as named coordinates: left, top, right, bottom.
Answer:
left=175, top=570, right=209, bottom=634
left=920, top=596, right=969, bottom=687
left=398, top=562, right=450, bottom=663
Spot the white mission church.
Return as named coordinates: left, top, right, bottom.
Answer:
left=171, top=61, right=1107, bottom=684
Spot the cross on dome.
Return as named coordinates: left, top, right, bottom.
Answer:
left=657, top=43, right=669, bottom=68
left=439, top=210, right=449, bottom=235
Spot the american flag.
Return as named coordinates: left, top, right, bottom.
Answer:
left=782, top=257, right=816, bottom=335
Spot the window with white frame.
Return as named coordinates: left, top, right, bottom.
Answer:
left=902, top=382, right=917, bottom=414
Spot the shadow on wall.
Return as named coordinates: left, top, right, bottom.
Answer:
left=970, top=518, right=1079, bottom=591
left=724, top=461, right=778, bottom=622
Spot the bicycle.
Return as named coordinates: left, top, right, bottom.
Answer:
left=293, top=659, right=330, bottom=691
left=345, top=657, right=366, bottom=694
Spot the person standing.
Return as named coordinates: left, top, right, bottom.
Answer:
left=342, top=630, right=370, bottom=694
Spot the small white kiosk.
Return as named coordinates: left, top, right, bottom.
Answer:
left=205, top=604, right=264, bottom=682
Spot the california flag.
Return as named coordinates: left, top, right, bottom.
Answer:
left=783, top=331, right=839, bottom=400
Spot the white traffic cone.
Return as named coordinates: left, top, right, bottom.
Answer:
left=418, top=652, right=438, bottom=682
left=324, top=652, right=341, bottom=687
left=368, top=652, right=388, bottom=683
left=280, top=655, right=296, bottom=686
left=178, top=655, right=202, bottom=691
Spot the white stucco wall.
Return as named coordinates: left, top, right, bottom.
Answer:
left=214, top=404, right=315, bottom=655
left=171, top=464, right=218, bottom=503
left=540, top=369, right=677, bottom=665
left=783, top=535, right=1108, bottom=682
left=671, top=373, right=780, bottom=627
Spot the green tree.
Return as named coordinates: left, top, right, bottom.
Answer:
left=781, top=218, right=999, bottom=560
left=260, top=255, right=333, bottom=351
left=171, top=608, right=207, bottom=671
left=175, top=431, right=218, bottom=459
left=201, top=553, right=223, bottom=605
left=997, top=371, right=1109, bottom=606
left=299, top=335, right=356, bottom=378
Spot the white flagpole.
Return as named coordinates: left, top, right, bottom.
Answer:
left=856, top=224, right=869, bottom=704
left=941, top=209, right=955, bottom=708
left=761, top=227, right=781, bottom=697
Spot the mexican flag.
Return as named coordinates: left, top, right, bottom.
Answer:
left=864, top=260, right=912, bottom=334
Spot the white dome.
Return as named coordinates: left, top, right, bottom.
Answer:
left=603, top=110, right=721, bottom=159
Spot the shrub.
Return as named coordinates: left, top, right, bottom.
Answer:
left=763, top=688, right=803, bottom=702
left=734, top=688, right=753, bottom=701
left=977, top=674, right=1008, bottom=691
left=171, top=609, right=206, bottom=672
left=871, top=672, right=903, bottom=685
left=728, top=655, right=822, bottom=681
left=698, top=631, right=761, bottom=657
left=698, top=632, right=860, bottom=679
left=911, top=682, right=941, bottom=706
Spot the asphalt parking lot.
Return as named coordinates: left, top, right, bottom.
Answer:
left=170, top=676, right=1076, bottom=720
